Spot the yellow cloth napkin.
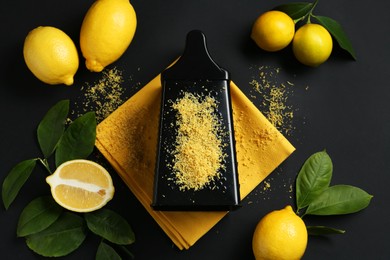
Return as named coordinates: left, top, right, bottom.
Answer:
left=95, top=73, right=295, bottom=250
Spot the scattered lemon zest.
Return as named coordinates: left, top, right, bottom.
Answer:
left=249, top=66, right=296, bottom=136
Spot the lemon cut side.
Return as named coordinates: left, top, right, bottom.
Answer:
left=46, top=159, right=114, bottom=212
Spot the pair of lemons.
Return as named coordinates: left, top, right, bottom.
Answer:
left=23, top=0, right=137, bottom=86
left=251, top=10, right=333, bottom=67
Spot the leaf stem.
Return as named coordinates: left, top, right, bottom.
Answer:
left=118, top=245, right=135, bottom=259
left=296, top=208, right=307, bottom=218
left=306, top=0, right=319, bottom=24
left=38, top=158, right=52, bottom=175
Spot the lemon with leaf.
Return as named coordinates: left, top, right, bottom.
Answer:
left=292, top=23, right=333, bottom=67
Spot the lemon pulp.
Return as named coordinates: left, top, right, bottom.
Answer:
left=46, top=159, right=115, bottom=212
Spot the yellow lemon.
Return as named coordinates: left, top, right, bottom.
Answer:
left=252, top=205, right=308, bottom=260
left=80, top=0, right=137, bottom=72
left=292, top=23, right=333, bottom=67
left=46, top=159, right=115, bottom=213
left=251, top=10, right=295, bottom=52
left=23, top=26, right=79, bottom=86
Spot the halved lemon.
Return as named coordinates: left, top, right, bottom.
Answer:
left=46, top=159, right=115, bottom=212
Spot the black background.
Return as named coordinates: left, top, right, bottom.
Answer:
left=1, top=0, right=389, bottom=259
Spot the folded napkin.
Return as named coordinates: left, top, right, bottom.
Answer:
left=95, top=72, right=295, bottom=250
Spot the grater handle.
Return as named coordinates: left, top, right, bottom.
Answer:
left=162, top=30, right=229, bottom=81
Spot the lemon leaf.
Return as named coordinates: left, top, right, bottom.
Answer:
left=96, top=241, right=122, bottom=260
left=307, top=225, right=345, bottom=235
left=313, top=15, right=357, bottom=60
left=17, top=196, right=62, bottom=237
left=55, top=111, right=97, bottom=167
left=296, top=151, right=332, bottom=211
left=305, top=185, right=373, bottom=216
left=85, top=208, right=135, bottom=245
left=2, top=158, right=37, bottom=209
left=274, top=2, right=314, bottom=21
left=26, top=212, right=87, bottom=257
left=37, top=100, right=69, bottom=158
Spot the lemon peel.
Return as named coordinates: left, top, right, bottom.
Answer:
left=80, top=0, right=137, bottom=72
left=292, top=23, right=333, bottom=67
left=251, top=10, right=295, bottom=52
left=23, top=26, right=79, bottom=86
left=252, top=205, right=308, bottom=260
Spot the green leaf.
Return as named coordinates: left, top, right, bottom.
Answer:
left=313, top=15, right=357, bottom=60
left=296, top=151, right=333, bottom=211
left=85, top=208, right=135, bottom=245
left=26, top=212, right=87, bottom=257
left=305, top=185, right=373, bottom=216
left=307, top=225, right=345, bottom=235
left=2, top=159, right=37, bottom=209
left=17, top=196, right=62, bottom=237
left=37, top=100, right=69, bottom=158
left=55, top=111, right=97, bottom=167
left=96, top=241, right=122, bottom=260
left=274, top=2, right=314, bottom=21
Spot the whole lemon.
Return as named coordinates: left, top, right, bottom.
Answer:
left=80, top=0, right=137, bottom=72
left=292, top=23, right=333, bottom=67
left=251, top=10, right=295, bottom=52
left=23, top=26, right=79, bottom=86
left=252, top=205, right=308, bottom=260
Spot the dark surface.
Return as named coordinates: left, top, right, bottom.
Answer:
left=1, top=0, right=389, bottom=259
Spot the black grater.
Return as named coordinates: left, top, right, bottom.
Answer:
left=152, top=30, right=240, bottom=211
